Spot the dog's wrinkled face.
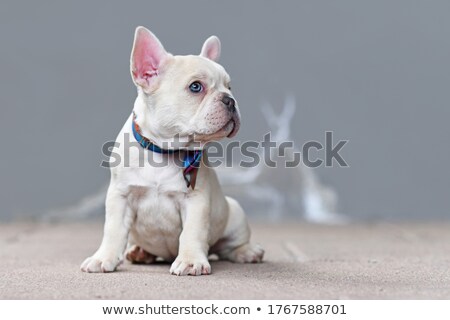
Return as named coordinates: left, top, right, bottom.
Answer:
left=130, top=27, right=240, bottom=146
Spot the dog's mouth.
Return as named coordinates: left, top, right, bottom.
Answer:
left=225, top=112, right=240, bottom=138
left=225, top=120, right=237, bottom=138
left=192, top=112, right=240, bottom=144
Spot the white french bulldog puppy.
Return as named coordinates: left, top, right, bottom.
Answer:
left=81, top=26, right=264, bottom=276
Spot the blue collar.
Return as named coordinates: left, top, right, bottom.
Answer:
left=132, top=113, right=177, bottom=154
left=132, top=112, right=202, bottom=189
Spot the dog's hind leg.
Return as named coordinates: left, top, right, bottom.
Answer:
left=212, top=197, right=264, bottom=263
left=126, top=244, right=157, bottom=264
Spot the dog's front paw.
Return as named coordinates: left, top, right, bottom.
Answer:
left=80, top=253, right=122, bottom=273
left=170, top=255, right=211, bottom=276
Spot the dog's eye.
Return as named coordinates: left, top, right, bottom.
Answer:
left=189, top=81, right=203, bottom=93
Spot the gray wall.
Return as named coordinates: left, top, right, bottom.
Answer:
left=1, top=0, right=449, bottom=220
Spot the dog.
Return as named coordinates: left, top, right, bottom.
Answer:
left=80, top=26, right=264, bottom=275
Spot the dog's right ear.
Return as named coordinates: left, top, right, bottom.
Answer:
left=130, top=26, right=168, bottom=91
left=200, top=36, right=221, bottom=62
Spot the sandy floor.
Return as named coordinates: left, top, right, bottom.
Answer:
left=0, top=222, right=449, bottom=299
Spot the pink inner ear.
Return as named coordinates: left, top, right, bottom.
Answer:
left=132, top=29, right=166, bottom=84
left=205, top=45, right=219, bottom=61
left=201, top=37, right=221, bottom=62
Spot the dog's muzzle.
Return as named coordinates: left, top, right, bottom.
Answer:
left=221, top=95, right=236, bottom=113
left=221, top=94, right=240, bottom=138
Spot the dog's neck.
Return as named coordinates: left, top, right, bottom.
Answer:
left=132, top=112, right=177, bottom=154
left=133, top=93, right=193, bottom=150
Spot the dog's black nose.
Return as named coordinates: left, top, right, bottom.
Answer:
left=222, top=95, right=236, bottom=111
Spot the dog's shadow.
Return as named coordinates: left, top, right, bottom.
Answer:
left=120, top=256, right=274, bottom=276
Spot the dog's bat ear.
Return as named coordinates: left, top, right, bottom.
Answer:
left=200, top=36, right=221, bottom=62
left=130, top=26, right=168, bottom=90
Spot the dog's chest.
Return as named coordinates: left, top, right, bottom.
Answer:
left=121, top=161, right=187, bottom=256
left=124, top=160, right=187, bottom=211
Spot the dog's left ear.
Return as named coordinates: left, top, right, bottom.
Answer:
left=200, top=36, right=221, bottom=62
left=130, top=26, right=168, bottom=91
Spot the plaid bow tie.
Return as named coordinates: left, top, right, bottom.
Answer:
left=182, top=150, right=202, bottom=189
